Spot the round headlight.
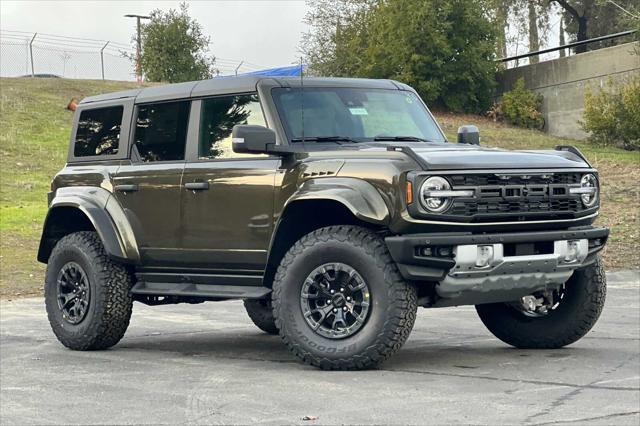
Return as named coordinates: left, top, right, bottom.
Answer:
left=420, top=176, right=452, bottom=213
left=580, top=174, right=598, bottom=207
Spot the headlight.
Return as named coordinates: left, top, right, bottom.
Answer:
left=419, top=176, right=474, bottom=213
left=569, top=174, right=598, bottom=207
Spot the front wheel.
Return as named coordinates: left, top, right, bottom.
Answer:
left=44, top=231, right=134, bottom=350
left=476, top=256, right=606, bottom=349
left=272, top=226, right=417, bottom=370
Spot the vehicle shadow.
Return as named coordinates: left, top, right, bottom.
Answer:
left=116, top=328, right=604, bottom=374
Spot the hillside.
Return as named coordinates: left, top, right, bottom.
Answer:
left=1, top=77, right=638, bottom=298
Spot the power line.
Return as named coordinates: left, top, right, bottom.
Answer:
left=1, top=29, right=131, bottom=48
left=607, top=0, right=640, bottom=19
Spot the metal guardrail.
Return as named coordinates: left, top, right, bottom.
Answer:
left=498, top=29, right=637, bottom=63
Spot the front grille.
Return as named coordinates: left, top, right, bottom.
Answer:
left=450, top=199, right=581, bottom=215
left=433, top=172, right=591, bottom=222
left=448, top=173, right=582, bottom=186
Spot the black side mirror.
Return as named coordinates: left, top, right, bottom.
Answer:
left=232, top=125, right=276, bottom=154
left=457, top=125, right=480, bottom=145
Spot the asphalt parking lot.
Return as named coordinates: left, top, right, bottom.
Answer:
left=1, top=271, right=639, bottom=425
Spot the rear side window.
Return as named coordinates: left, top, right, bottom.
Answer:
left=134, top=101, right=190, bottom=162
left=74, top=106, right=123, bottom=157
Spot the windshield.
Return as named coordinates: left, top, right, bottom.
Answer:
left=271, top=87, right=446, bottom=143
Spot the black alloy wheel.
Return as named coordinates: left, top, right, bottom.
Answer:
left=300, top=262, right=371, bottom=339
left=56, top=261, right=91, bottom=325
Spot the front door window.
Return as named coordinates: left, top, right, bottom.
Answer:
left=198, top=94, right=265, bottom=159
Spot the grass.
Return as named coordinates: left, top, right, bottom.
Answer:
left=0, top=78, right=143, bottom=298
left=0, top=78, right=638, bottom=298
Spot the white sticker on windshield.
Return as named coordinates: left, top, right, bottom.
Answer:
left=349, top=107, right=368, bottom=115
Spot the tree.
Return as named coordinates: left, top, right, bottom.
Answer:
left=559, top=17, right=566, bottom=57
left=302, top=0, right=498, bottom=113
left=134, top=3, right=215, bottom=83
left=551, top=0, right=638, bottom=53
left=301, top=0, right=375, bottom=77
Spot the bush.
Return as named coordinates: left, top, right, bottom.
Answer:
left=582, top=77, right=640, bottom=151
left=499, top=78, right=544, bottom=129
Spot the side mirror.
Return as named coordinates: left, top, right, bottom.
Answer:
left=457, top=125, right=480, bottom=145
left=232, top=125, right=276, bottom=154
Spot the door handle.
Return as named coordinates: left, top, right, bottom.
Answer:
left=185, top=181, right=209, bottom=191
left=114, top=184, right=138, bottom=193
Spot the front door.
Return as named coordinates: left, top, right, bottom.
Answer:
left=179, top=94, right=279, bottom=272
left=112, top=99, right=191, bottom=266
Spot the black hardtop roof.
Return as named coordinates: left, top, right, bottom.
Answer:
left=79, top=76, right=411, bottom=105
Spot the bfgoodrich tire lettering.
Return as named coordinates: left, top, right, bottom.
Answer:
left=272, top=225, right=417, bottom=370
left=476, top=256, right=606, bottom=349
left=45, top=231, right=133, bottom=350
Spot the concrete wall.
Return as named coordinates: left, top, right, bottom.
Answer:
left=497, top=42, right=640, bottom=140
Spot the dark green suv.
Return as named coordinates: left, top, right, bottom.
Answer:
left=38, top=76, right=608, bottom=370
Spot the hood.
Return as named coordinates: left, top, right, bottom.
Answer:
left=395, top=144, right=590, bottom=170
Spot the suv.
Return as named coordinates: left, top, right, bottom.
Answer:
left=38, top=77, right=608, bottom=370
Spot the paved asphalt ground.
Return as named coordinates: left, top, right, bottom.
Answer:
left=1, top=271, right=638, bottom=425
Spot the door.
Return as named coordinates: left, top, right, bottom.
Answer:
left=112, top=99, right=191, bottom=266
left=179, top=94, right=279, bottom=272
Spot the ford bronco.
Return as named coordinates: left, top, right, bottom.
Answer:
left=38, top=76, right=608, bottom=370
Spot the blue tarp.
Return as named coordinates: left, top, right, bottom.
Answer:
left=239, top=65, right=305, bottom=77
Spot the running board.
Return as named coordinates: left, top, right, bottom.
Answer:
left=130, top=281, right=271, bottom=299
left=131, top=271, right=270, bottom=299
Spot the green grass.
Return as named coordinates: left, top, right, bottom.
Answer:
left=0, top=78, right=638, bottom=298
left=0, top=78, right=143, bottom=297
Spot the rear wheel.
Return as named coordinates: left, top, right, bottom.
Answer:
left=272, top=225, right=417, bottom=370
left=244, top=298, right=278, bottom=335
left=45, top=231, right=133, bottom=350
left=476, top=257, right=606, bottom=349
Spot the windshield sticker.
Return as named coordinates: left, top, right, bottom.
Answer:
left=349, top=107, right=368, bottom=115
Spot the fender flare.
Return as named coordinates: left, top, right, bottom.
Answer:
left=38, top=186, right=140, bottom=264
left=283, top=177, right=390, bottom=225
left=261, top=177, right=390, bottom=286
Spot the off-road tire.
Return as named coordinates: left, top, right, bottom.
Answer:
left=45, top=231, right=133, bottom=350
left=244, top=298, right=278, bottom=335
left=272, top=225, right=417, bottom=370
left=476, top=256, right=606, bottom=349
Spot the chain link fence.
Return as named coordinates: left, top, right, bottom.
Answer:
left=1, top=30, right=137, bottom=81
left=1, top=30, right=270, bottom=81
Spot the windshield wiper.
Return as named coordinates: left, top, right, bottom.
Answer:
left=291, top=136, right=359, bottom=144
left=373, top=135, right=433, bottom=143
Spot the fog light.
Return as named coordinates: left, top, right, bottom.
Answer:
left=565, top=240, right=580, bottom=263
left=437, top=247, right=452, bottom=257
left=476, top=245, right=494, bottom=267
left=420, top=247, right=432, bottom=256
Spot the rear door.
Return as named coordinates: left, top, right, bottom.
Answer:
left=179, top=94, right=279, bottom=272
left=112, top=99, right=191, bottom=266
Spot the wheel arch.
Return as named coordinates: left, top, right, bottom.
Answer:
left=263, top=180, right=390, bottom=288
left=37, top=187, right=140, bottom=264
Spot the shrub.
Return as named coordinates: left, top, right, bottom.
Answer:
left=500, top=78, right=544, bottom=129
left=582, top=77, right=640, bottom=151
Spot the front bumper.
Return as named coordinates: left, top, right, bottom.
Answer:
left=385, top=226, right=608, bottom=307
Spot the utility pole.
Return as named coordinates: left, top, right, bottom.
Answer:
left=124, top=14, right=150, bottom=82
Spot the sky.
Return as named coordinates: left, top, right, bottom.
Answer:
left=0, top=0, right=310, bottom=79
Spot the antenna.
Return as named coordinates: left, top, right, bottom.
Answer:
left=300, top=57, right=305, bottom=145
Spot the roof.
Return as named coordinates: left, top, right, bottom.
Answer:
left=79, top=76, right=409, bottom=105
